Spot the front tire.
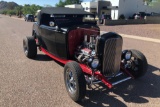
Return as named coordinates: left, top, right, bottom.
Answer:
left=129, top=49, right=148, bottom=78
left=64, top=61, right=86, bottom=102
left=23, top=36, right=37, bottom=58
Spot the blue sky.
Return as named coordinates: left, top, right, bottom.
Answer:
left=4, top=0, right=91, bottom=6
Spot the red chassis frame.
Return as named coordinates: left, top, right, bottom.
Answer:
left=40, top=47, right=134, bottom=89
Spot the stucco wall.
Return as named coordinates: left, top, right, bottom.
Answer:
left=103, top=16, right=160, bottom=25
left=104, top=19, right=126, bottom=25
left=111, top=10, right=119, bottom=20
left=106, top=0, right=119, bottom=6
left=81, top=2, right=97, bottom=12
left=65, top=4, right=82, bottom=9
left=97, top=1, right=111, bottom=17
left=105, top=0, right=119, bottom=20
left=118, top=0, right=160, bottom=19
left=104, top=19, right=146, bottom=25
left=118, top=0, right=146, bottom=19
left=106, top=0, right=160, bottom=20
left=81, top=2, right=91, bottom=12
left=148, top=2, right=160, bottom=13
left=146, top=16, right=160, bottom=24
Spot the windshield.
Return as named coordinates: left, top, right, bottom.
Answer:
left=28, top=15, right=34, bottom=18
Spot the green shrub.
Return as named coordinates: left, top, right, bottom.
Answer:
left=119, top=14, right=125, bottom=19
left=2, top=10, right=7, bottom=15
left=7, top=10, right=16, bottom=15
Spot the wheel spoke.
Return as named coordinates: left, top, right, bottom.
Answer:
left=66, top=69, right=76, bottom=94
left=25, top=50, right=28, bottom=54
left=69, top=77, right=74, bottom=83
left=134, top=59, right=139, bottom=65
left=134, top=67, right=138, bottom=71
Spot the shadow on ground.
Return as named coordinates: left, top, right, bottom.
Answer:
left=34, top=54, right=64, bottom=66
left=79, top=64, right=160, bottom=107
left=34, top=54, right=52, bottom=61
left=32, top=55, right=160, bottom=106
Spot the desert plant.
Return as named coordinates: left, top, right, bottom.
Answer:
left=119, top=14, right=125, bottom=19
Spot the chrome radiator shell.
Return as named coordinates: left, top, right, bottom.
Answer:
left=102, top=37, right=123, bottom=76
left=96, top=32, right=123, bottom=77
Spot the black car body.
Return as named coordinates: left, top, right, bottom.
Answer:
left=33, top=7, right=98, bottom=59
left=25, top=14, right=34, bottom=22
left=23, top=7, right=148, bottom=102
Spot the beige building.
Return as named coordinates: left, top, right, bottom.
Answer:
left=65, top=4, right=82, bottom=9
left=65, top=0, right=160, bottom=20
left=65, top=1, right=111, bottom=18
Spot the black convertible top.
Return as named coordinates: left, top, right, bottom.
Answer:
left=40, top=7, right=93, bottom=15
left=37, top=7, right=94, bottom=24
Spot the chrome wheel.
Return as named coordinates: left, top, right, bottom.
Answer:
left=128, top=49, right=148, bottom=78
left=127, top=57, right=140, bottom=75
left=23, top=36, right=37, bottom=58
left=64, top=61, right=86, bottom=102
left=23, top=39, right=28, bottom=54
left=66, top=68, right=76, bottom=94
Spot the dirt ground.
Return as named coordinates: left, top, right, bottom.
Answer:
left=100, top=24, right=160, bottom=39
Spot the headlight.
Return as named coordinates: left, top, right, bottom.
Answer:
left=91, top=59, right=99, bottom=69
left=49, top=21, right=55, bottom=27
left=125, top=51, right=132, bottom=60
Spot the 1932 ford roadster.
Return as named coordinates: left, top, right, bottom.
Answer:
left=23, top=7, right=148, bottom=102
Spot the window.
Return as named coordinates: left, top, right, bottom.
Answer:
left=41, top=14, right=55, bottom=26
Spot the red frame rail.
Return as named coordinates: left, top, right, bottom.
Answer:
left=40, top=47, right=133, bottom=89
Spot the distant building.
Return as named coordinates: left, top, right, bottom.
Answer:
left=109, top=0, right=160, bottom=19
left=81, top=1, right=111, bottom=18
left=81, top=2, right=97, bottom=13
left=65, top=1, right=111, bottom=19
left=65, top=4, right=82, bottom=9
left=65, top=0, right=160, bottom=20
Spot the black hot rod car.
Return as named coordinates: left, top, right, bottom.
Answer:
left=23, top=7, right=148, bottom=102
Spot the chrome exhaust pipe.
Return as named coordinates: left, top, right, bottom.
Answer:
left=108, top=72, right=123, bottom=80
left=92, top=81, right=102, bottom=84
left=112, top=77, right=132, bottom=86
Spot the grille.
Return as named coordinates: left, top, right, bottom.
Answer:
left=102, top=38, right=122, bottom=76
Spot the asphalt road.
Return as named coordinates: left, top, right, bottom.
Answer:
left=0, top=15, right=160, bottom=107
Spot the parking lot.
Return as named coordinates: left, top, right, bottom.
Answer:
left=0, top=15, right=160, bottom=107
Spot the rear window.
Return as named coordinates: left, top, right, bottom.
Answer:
left=28, top=15, right=34, bottom=18
left=40, top=14, right=96, bottom=26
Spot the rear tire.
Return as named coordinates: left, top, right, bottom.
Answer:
left=23, top=36, right=37, bottom=58
left=129, top=49, right=148, bottom=78
left=64, top=61, right=86, bottom=102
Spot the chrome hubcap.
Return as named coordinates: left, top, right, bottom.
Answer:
left=129, top=57, right=140, bottom=73
left=23, top=40, right=28, bottom=54
left=66, top=69, right=76, bottom=94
